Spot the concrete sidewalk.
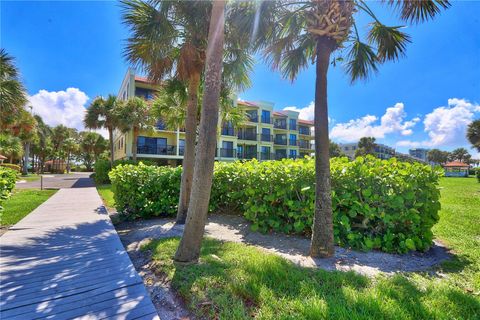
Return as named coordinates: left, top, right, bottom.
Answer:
left=0, top=187, right=159, bottom=319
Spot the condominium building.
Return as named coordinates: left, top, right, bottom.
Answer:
left=113, top=69, right=314, bottom=165
left=339, top=142, right=396, bottom=160
left=409, top=148, right=429, bottom=162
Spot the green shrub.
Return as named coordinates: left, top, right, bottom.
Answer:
left=109, top=163, right=181, bottom=219
left=109, top=156, right=442, bottom=253
left=0, top=167, right=18, bottom=212
left=476, top=168, right=480, bottom=183
left=94, top=159, right=158, bottom=185
left=1, top=163, right=21, bottom=172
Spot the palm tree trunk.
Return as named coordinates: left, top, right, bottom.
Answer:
left=132, top=126, right=139, bottom=161
left=174, top=0, right=225, bottom=263
left=66, top=152, right=71, bottom=173
left=310, top=37, right=336, bottom=258
left=108, top=127, right=114, bottom=167
left=176, top=71, right=200, bottom=224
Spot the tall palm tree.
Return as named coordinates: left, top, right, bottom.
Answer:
left=84, top=95, right=119, bottom=166
left=121, top=0, right=254, bottom=224
left=467, top=120, right=480, bottom=152
left=116, top=97, right=154, bottom=161
left=0, top=49, right=28, bottom=130
left=256, top=0, right=450, bottom=257
left=174, top=0, right=226, bottom=263
left=121, top=0, right=211, bottom=224
left=31, top=115, right=52, bottom=173
left=50, top=125, right=70, bottom=173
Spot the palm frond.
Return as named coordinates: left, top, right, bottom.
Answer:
left=386, top=0, right=450, bottom=24
left=345, top=39, right=378, bottom=83
left=368, top=22, right=411, bottom=62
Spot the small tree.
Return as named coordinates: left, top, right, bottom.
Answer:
left=355, top=137, right=377, bottom=158
left=84, top=95, right=119, bottom=166
left=116, top=97, right=154, bottom=161
left=329, top=140, right=343, bottom=158
left=427, top=149, right=450, bottom=165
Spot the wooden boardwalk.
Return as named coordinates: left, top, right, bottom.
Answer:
left=0, top=187, right=159, bottom=319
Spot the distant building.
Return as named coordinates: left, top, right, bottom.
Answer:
left=409, top=148, right=429, bottom=162
left=443, top=161, right=469, bottom=177
left=339, top=142, right=395, bottom=160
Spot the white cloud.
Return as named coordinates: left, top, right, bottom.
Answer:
left=284, top=101, right=315, bottom=120
left=28, top=88, right=108, bottom=138
left=329, top=103, right=419, bottom=142
left=397, top=98, right=480, bottom=148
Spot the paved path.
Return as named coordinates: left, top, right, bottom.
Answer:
left=0, top=187, right=159, bottom=319
left=15, top=172, right=95, bottom=189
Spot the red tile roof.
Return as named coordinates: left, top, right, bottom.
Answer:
left=134, top=75, right=152, bottom=84
left=443, top=161, right=469, bottom=168
left=237, top=100, right=259, bottom=108
left=298, top=119, right=314, bottom=125
left=273, top=111, right=287, bottom=117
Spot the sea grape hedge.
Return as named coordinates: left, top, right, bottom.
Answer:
left=0, top=167, right=18, bottom=212
left=109, top=156, right=442, bottom=253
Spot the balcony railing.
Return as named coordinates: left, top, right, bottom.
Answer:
left=299, top=127, right=311, bottom=135
left=260, top=134, right=273, bottom=142
left=261, top=116, right=273, bottom=124
left=274, top=136, right=287, bottom=145
left=275, top=152, right=287, bottom=160
left=298, top=140, right=311, bottom=149
left=179, top=146, right=185, bottom=155
left=221, top=127, right=235, bottom=136
left=217, top=148, right=236, bottom=158
left=237, top=151, right=257, bottom=160
left=289, top=139, right=297, bottom=146
left=238, top=130, right=257, bottom=141
left=289, top=123, right=297, bottom=131
left=288, top=154, right=299, bottom=159
left=260, top=152, right=274, bottom=160
left=274, top=121, right=287, bottom=130
left=137, top=145, right=176, bottom=155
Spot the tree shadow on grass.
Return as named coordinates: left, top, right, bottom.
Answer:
left=165, top=237, right=480, bottom=320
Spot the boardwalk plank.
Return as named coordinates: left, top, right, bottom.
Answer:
left=0, top=188, right=158, bottom=319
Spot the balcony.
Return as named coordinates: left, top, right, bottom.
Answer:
left=260, top=133, right=273, bottom=142
left=299, top=127, right=311, bottom=135
left=217, top=148, right=236, bottom=158
left=288, top=154, right=299, bottom=159
left=259, top=152, right=274, bottom=160
left=238, top=130, right=257, bottom=141
left=179, top=146, right=185, bottom=156
left=137, top=145, right=176, bottom=155
left=289, top=139, right=297, bottom=146
left=274, top=136, right=287, bottom=145
left=155, top=120, right=167, bottom=130
left=246, top=113, right=258, bottom=123
left=275, top=152, right=287, bottom=160
left=274, top=120, right=287, bottom=130
left=221, top=127, right=235, bottom=136
left=289, top=123, right=297, bottom=131
left=261, top=116, right=273, bottom=124
left=237, top=151, right=257, bottom=160
left=298, top=140, right=311, bottom=149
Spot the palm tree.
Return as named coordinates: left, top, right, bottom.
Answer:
left=9, top=108, right=37, bottom=175
left=79, top=131, right=107, bottom=171
left=0, top=49, right=28, bottom=130
left=0, top=134, right=23, bottom=163
left=467, top=120, right=480, bottom=152
left=116, top=97, right=154, bottom=161
left=121, top=0, right=253, bottom=224
left=450, top=147, right=471, bottom=163
left=31, top=115, right=52, bottom=173
left=50, top=125, right=70, bottom=173
left=355, top=136, right=377, bottom=157
left=174, top=0, right=226, bottom=263
left=84, top=95, right=119, bottom=166
left=258, top=0, right=450, bottom=257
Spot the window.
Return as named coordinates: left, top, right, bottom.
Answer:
left=137, top=136, right=167, bottom=154
left=289, top=149, right=297, bottom=159
left=222, top=141, right=233, bottom=149
left=179, top=139, right=185, bottom=155
left=221, top=141, right=234, bottom=157
left=261, top=146, right=271, bottom=160
left=289, top=134, right=297, bottom=146
left=261, top=128, right=271, bottom=141
left=246, top=110, right=258, bottom=122
left=289, top=119, right=297, bottom=130
left=261, top=110, right=271, bottom=124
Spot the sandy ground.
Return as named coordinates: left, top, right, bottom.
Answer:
left=117, top=214, right=452, bottom=276
left=116, top=214, right=452, bottom=319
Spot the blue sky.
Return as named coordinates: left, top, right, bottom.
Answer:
left=2, top=1, right=479, bottom=155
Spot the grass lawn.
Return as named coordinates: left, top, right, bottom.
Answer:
left=97, top=184, right=115, bottom=209
left=144, top=177, right=480, bottom=319
left=19, top=174, right=41, bottom=182
left=1, top=189, right=57, bottom=226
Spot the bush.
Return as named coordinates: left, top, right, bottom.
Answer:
left=94, top=159, right=158, bottom=185
left=109, top=163, right=181, bottom=218
left=1, top=163, right=21, bottom=172
left=0, top=167, right=18, bottom=212
left=109, top=156, right=442, bottom=253
left=476, top=168, right=480, bottom=183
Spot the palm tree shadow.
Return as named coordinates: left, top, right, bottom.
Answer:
left=0, top=219, right=157, bottom=319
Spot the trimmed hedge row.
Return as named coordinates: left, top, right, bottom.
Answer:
left=109, top=156, right=442, bottom=253
left=93, top=159, right=158, bottom=185
left=0, top=167, right=18, bottom=212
